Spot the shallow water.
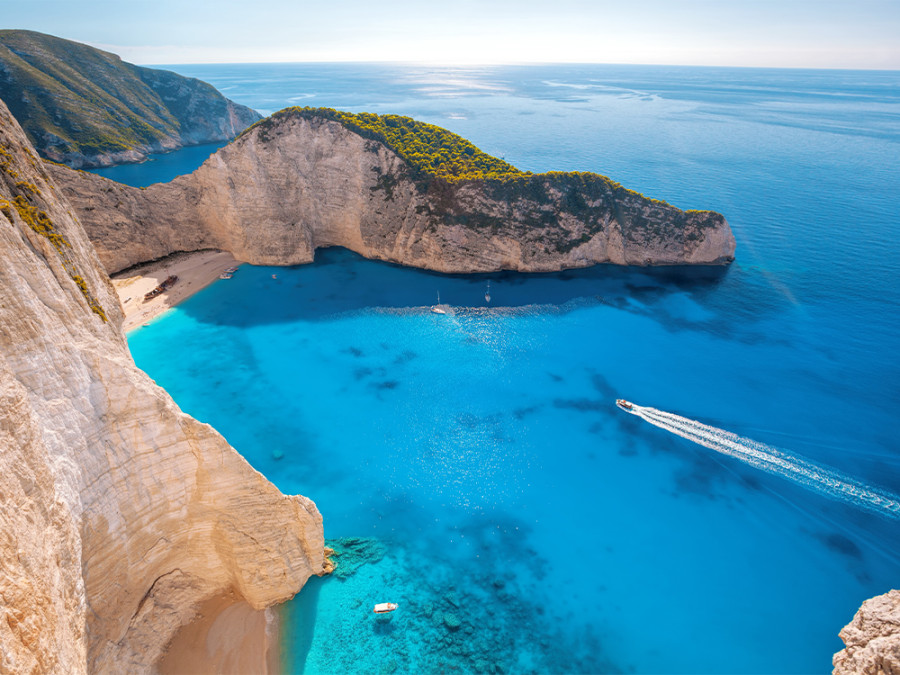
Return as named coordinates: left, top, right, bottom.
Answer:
left=125, top=64, right=900, bottom=674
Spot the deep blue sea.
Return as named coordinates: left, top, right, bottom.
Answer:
left=115, top=64, right=900, bottom=674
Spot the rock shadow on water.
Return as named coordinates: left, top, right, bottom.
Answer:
left=176, top=247, right=732, bottom=330
left=280, top=573, right=325, bottom=674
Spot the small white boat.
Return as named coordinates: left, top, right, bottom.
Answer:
left=431, top=291, right=447, bottom=314
left=219, top=272, right=233, bottom=280
left=485, top=280, right=491, bottom=303
left=373, top=602, right=398, bottom=614
left=616, top=399, right=635, bottom=412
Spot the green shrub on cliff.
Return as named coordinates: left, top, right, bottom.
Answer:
left=0, top=29, right=260, bottom=165
left=239, top=107, right=727, bottom=248
left=245, top=106, right=527, bottom=183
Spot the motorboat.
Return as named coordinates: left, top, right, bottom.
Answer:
left=373, top=602, right=398, bottom=614
left=616, top=399, right=634, bottom=411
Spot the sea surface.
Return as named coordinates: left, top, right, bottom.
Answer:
left=116, top=64, right=900, bottom=674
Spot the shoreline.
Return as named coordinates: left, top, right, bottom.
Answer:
left=116, top=250, right=288, bottom=673
left=111, top=250, right=239, bottom=332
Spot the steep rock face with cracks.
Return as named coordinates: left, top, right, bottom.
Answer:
left=47, top=108, right=736, bottom=275
left=833, top=589, right=900, bottom=675
left=0, top=97, right=324, bottom=673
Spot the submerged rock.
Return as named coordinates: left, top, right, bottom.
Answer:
left=443, top=612, right=462, bottom=631
left=327, top=536, right=387, bottom=580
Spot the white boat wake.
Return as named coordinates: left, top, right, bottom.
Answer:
left=620, top=401, right=900, bottom=521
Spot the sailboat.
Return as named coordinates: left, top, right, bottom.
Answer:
left=431, top=291, right=447, bottom=314
left=485, top=280, right=491, bottom=304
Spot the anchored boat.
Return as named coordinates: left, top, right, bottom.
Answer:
left=431, top=291, right=448, bottom=314
left=373, top=603, right=398, bottom=614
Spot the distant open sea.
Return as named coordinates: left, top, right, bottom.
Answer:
left=112, top=64, right=900, bottom=674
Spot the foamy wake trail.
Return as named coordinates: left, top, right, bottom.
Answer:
left=631, top=404, right=900, bottom=521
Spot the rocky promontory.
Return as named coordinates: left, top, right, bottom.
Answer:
left=833, top=589, right=900, bottom=675
left=0, top=97, right=323, bottom=673
left=48, top=107, right=736, bottom=275
left=0, top=30, right=261, bottom=168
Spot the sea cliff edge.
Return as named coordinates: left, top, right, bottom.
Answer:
left=0, top=96, right=324, bottom=673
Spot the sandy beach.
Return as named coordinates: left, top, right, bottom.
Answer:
left=116, top=251, right=285, bottom=673
left=111, top=250, right=240, bottom=332
left=157, top=592, right=280, bottom=675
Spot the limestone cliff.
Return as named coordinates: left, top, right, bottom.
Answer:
left=0, top=30, right=261, bottom=168
left=47, top=108, right=736, bottom=275
left=0, top=98, right=323, bottom=673
left=834, top=590, right=900, bottom=675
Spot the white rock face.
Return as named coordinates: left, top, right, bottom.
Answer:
left=834, top=589, right=900, bottom=675
left=0, top=99, right=323, bottom=673
left=48, top=112, right=736, bottom=275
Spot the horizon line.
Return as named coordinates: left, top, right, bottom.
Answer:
left=138, top=59, right=900, bottom=74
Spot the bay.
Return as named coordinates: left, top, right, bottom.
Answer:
left=123, top=64, right=900, bottom=674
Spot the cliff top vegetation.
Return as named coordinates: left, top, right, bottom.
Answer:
left=0, top=29, right=259, bottom=164
left=242, top=107, right=717, bottom=217
left=244, top=106, right=527, bottom=182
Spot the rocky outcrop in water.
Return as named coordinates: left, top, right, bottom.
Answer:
left=0, top=97, right=323, bottom=672
left=0, top=30, right=261, bottom=168
left=48, top=109, right=736, bottom=275
left=833, top=589, right=900, bottom=675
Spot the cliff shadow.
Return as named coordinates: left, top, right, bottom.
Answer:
left=174, top=246, right=735, bottom=330
left=280, top=574, right=325, bottom=674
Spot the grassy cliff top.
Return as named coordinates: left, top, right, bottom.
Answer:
left=0, top=29, right=258, bottom=162
left=245, top=107, right=718, bottom=215
left=245, top=106, right=528, bottom=182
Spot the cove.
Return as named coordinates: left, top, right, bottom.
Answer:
left=129, top=247, right=897, bottom=674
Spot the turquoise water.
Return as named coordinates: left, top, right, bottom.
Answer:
left=124, top=65, right=900, bottom=674
left=88, top=140, right=227, bottom=186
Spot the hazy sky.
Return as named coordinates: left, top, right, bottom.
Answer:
left=4, top=0, right=899, bottom=69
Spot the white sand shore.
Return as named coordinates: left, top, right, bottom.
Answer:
left=111, top=250, right=239, bottom=332
left=157, top=592, right=280, bottom=675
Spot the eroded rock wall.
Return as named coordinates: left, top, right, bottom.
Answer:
left=834, top=589, right=900, bottom=675
left=48, top=113, right=736, bottom=275
left=0, top=98, right=323, bottom=673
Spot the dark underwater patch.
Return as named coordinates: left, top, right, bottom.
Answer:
left=512, top=405, right=540, bottom=420
left=589, top=371, right=618, bottom=399
left=816, top=532, right=863, bottom=560
left=393, top=349, right=418, bottom=365
left=553, top=398, right=604, bottom=412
